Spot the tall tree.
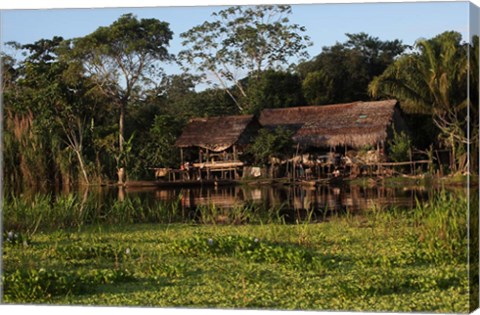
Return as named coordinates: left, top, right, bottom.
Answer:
left=369, top=31, right=470, bottom=173
left=245, top=70, right=305, bottom=114
left=179, top=5, right=311, bottom=112
left=298, top=32, right=407, bottom=104
left=1, top=46, right=20, bottom=99
left=144, top=73, right=238, bottom=118
left=72, top=14, right=174, bottom=184
left=2, top=37, right=103, bottom=188
left=5, top=37, right=68, bottom=189
left=301, top=69, right=335, bottom=105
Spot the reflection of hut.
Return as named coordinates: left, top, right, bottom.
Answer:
left=175, top=115, right=260, bottom=180
left=178, top=187, right=244, bottom=209
left=259, top=100, right=407, bottom=177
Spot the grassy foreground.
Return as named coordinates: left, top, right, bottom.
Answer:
left=2, top=193, right=470, bottom=312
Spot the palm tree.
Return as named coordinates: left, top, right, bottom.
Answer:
left=369, top=31, right=470, bottom=173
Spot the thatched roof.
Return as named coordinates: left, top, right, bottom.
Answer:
left=175, top=115, right=257, bottom=152
left=259, top=100, right=404, bottom=149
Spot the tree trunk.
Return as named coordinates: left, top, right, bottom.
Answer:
left=74, top=149, right=90, bottom=185
left=117, top=167, right=125, bottom=186
left=118, top=102, right=126, bottom=185
left=451, top=137, right=457, bottom=174
left=119, top=103, right=125, bottom=153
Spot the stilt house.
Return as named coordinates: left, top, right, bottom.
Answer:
left=175, top=115, right=260, bottom=180
left=259, top=100, right=408, bottom=177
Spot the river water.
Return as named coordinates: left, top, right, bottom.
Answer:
left=117, top=181, right=464, bottom=215
left=6, top=180, right=469, bottom=225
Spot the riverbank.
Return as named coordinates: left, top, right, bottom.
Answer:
left=349, top=173, right=477, bottom=189
left=2, top=193, right=471, bottom=312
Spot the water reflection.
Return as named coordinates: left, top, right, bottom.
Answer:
left=126, top=183, right=437, bottom=213
left=6, top=182, right=469, bottom=226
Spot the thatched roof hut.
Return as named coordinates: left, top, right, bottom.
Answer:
left=259, top=100, right=406, bottom=149
left=175, top=115, right=259, bottom=152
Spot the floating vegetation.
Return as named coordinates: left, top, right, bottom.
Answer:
left=1, top=189, right=470, bottom=312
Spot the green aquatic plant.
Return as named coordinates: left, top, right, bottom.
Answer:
left=2, top=193, right=85, bottom=237
left=2, top=193, right=188, bottom=236
left=412, top=191, right=468, bottom=263
left=56, top=243, right=136, bottom=262
left=172, top=235, right=318, bottom=270
left=361, top=189, right=468, bottom=263
left=2, top=268, right=135, bottom=302
left=1, top=207, right=470, bottom=312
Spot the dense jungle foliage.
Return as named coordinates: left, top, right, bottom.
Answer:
left=2, top=6, right=478, bottom=188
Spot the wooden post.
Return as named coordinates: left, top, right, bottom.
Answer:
left=291, top=161, right=294, bottom=181
left=233, top=145, right=238, bottom=161
left=180, top=148, right=184, bottom=165
left=376, top=142, right=380, bottom=175
left=409, top=147, right=413, bottom=175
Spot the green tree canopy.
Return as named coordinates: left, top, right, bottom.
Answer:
left=179, top=5, right=311, bottom=112
left=71, top=13, right=174, bottom=183
left=2, top=37, right=114, bottom=188
left=244, top=70, right=305, bottom=115
left=369, top=31, right=471, bottom=172
left=298, top=32, right=407, bottom=105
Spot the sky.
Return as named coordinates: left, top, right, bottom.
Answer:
left=0, top=1, right=472, bottom=47
left=0, top=0, right=476, bottom=78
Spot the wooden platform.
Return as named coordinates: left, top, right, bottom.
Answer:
left=192, top=161, right=244, bottom=169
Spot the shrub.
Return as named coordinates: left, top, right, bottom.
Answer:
left=388, top=129, right=412, bottom=162
left=246, top=127, right=294, bottom=165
